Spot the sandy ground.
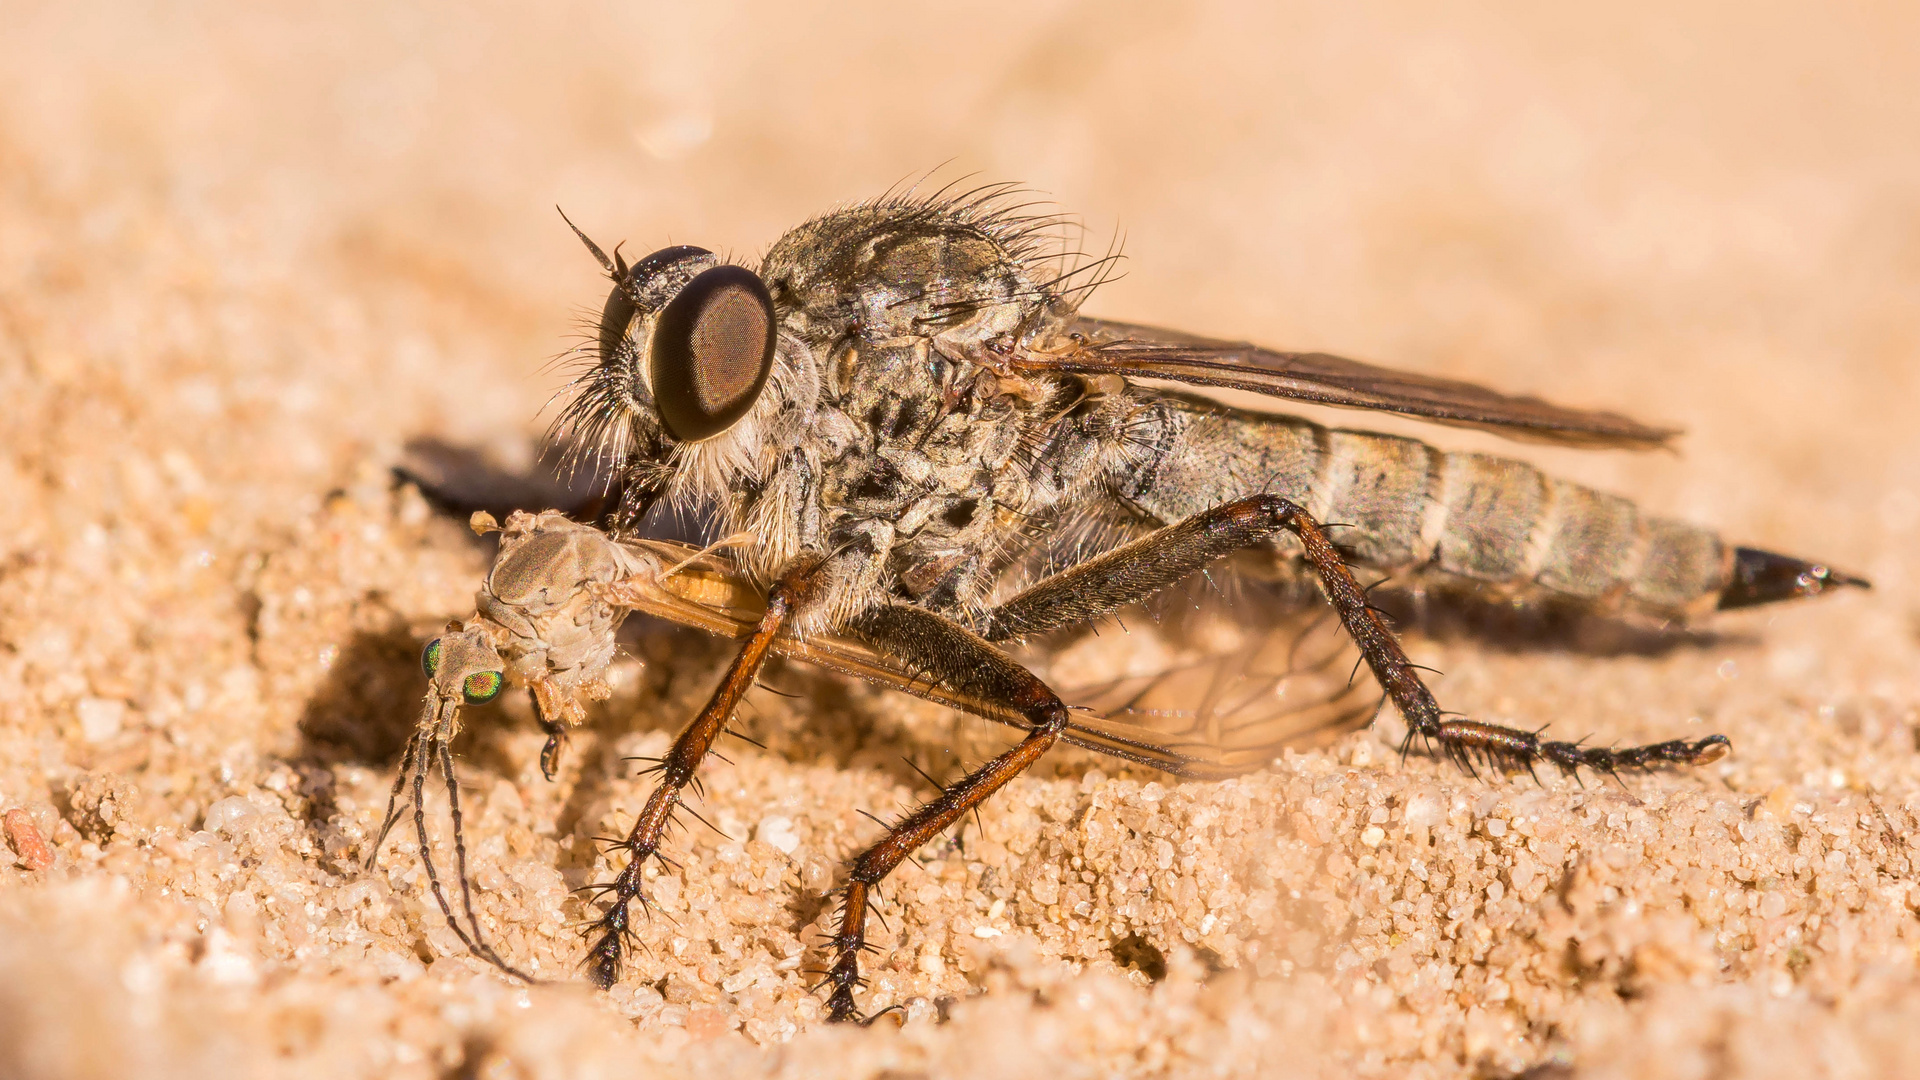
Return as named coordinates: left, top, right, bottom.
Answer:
left=2, top=3, right=1917, bottom=1077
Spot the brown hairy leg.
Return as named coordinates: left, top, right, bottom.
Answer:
left=827, top=604, right=1077, bottom=1021
left=580, top=555, right=826, bottom=989
left=817, top=494, right=1731, bottom=1020
left=972, top=493, right=1729, bottom=777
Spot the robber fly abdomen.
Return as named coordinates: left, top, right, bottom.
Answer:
left=1115, top=393, right=1842, bottom=618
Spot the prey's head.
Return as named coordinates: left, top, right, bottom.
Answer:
left=547, top=211, right=783, bottom=515
left=421, top=624, right=506, bottom=708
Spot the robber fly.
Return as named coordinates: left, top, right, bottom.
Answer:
left=372, top=183, right=1865, bottom=1019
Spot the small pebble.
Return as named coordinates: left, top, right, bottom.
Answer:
left=684, top=1006, right=734, bottom=1040
left=4, top=809, right=53, bottom=870
left=755, top=814, right=800, bottom=854
left=75, top=697, right=126, bottom=743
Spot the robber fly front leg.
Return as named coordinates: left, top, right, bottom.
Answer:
left=581, top=555, right=827, bottom=989
left=973, top=494, right=1729, bottom=777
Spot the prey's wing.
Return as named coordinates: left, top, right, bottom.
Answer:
left=1013, top=316, right=1677, bottom=450
left=620, top=541, right=1379, bottom=781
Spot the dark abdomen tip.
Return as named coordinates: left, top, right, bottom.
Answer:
left=1718, top=546, right=1870, bottom=610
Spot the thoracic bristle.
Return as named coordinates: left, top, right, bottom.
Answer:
left=1718, top=546, right=1870, bottom=610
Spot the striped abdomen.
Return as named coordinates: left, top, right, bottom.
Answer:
left=1117, top=393, right=1860, bottom=618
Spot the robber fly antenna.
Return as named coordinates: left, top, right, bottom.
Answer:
left=557, top=207, right=648, bottom=315
left=557, top=205, right=616, bottom=274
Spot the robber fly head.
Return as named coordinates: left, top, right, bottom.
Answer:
left=549, top=210, right=784, bottom=506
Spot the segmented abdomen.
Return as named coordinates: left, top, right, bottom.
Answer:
left=1121, top=395, right=1728, bottom=618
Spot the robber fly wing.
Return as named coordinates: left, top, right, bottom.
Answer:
left=1011, top=574, right=1383, bottom=780
left=761, top=612, right=1378, bottom=781
left=1014, top=316, right=1678, bottom=451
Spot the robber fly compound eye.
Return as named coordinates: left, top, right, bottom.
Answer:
left=461, top=670, right=504, bottom=706
left=421, top=638, right=442, bottom=678
left=646, top=262, right=776, bottom=442
left=595, top=281, right=637, bottom=365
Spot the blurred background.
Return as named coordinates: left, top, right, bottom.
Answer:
left=4, top=0, right=1913, bottom=554
left=2, top=3, right=1916, bottom=1077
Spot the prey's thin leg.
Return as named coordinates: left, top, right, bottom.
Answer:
left=408, top=717, right=534, bottom=981
left=581, top=556, right=826, bottom=989
left=366, top=729, right=421, bottom=871
left=434, top=737, right=526, bottom=978
left=973, top=494, right=1729, bottom=777
left=826, top=604, right=1074, bottom=1022
left=536, top=714, right=568, bottom=782
left=528, top=680, right=580, bottom=782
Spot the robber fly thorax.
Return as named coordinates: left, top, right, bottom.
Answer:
left=551, top=195, right=1136, bottom=634
left=372, top=184, right=1866, bottom=1020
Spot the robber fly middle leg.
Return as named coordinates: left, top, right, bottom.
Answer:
left=581, top=554, right=828, bottom=990
left=826, top=603, right=1076, bottom=1022
left=971, top=495, right=1729, bottom=777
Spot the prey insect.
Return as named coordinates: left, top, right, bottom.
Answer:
left=375, top=183, right=1866, bottom=1018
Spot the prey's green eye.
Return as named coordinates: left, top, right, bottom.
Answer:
left=422, top=638, right=443, bottom=678
left=462, top=670, right=504, bottom=705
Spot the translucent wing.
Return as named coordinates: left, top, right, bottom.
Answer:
left=1009, top=574, right=1380, bottom=780
left=1011, top=316, right=1678, bottom=450
left=618, top=540, right=1380, bottom=780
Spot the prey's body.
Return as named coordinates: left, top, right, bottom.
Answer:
left=377, top=186, right=1865, bottom=1021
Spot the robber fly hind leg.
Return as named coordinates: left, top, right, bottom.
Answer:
left=971, top=494, right=1730, bottom=777
left=580, top=555, right=828, bottom=990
